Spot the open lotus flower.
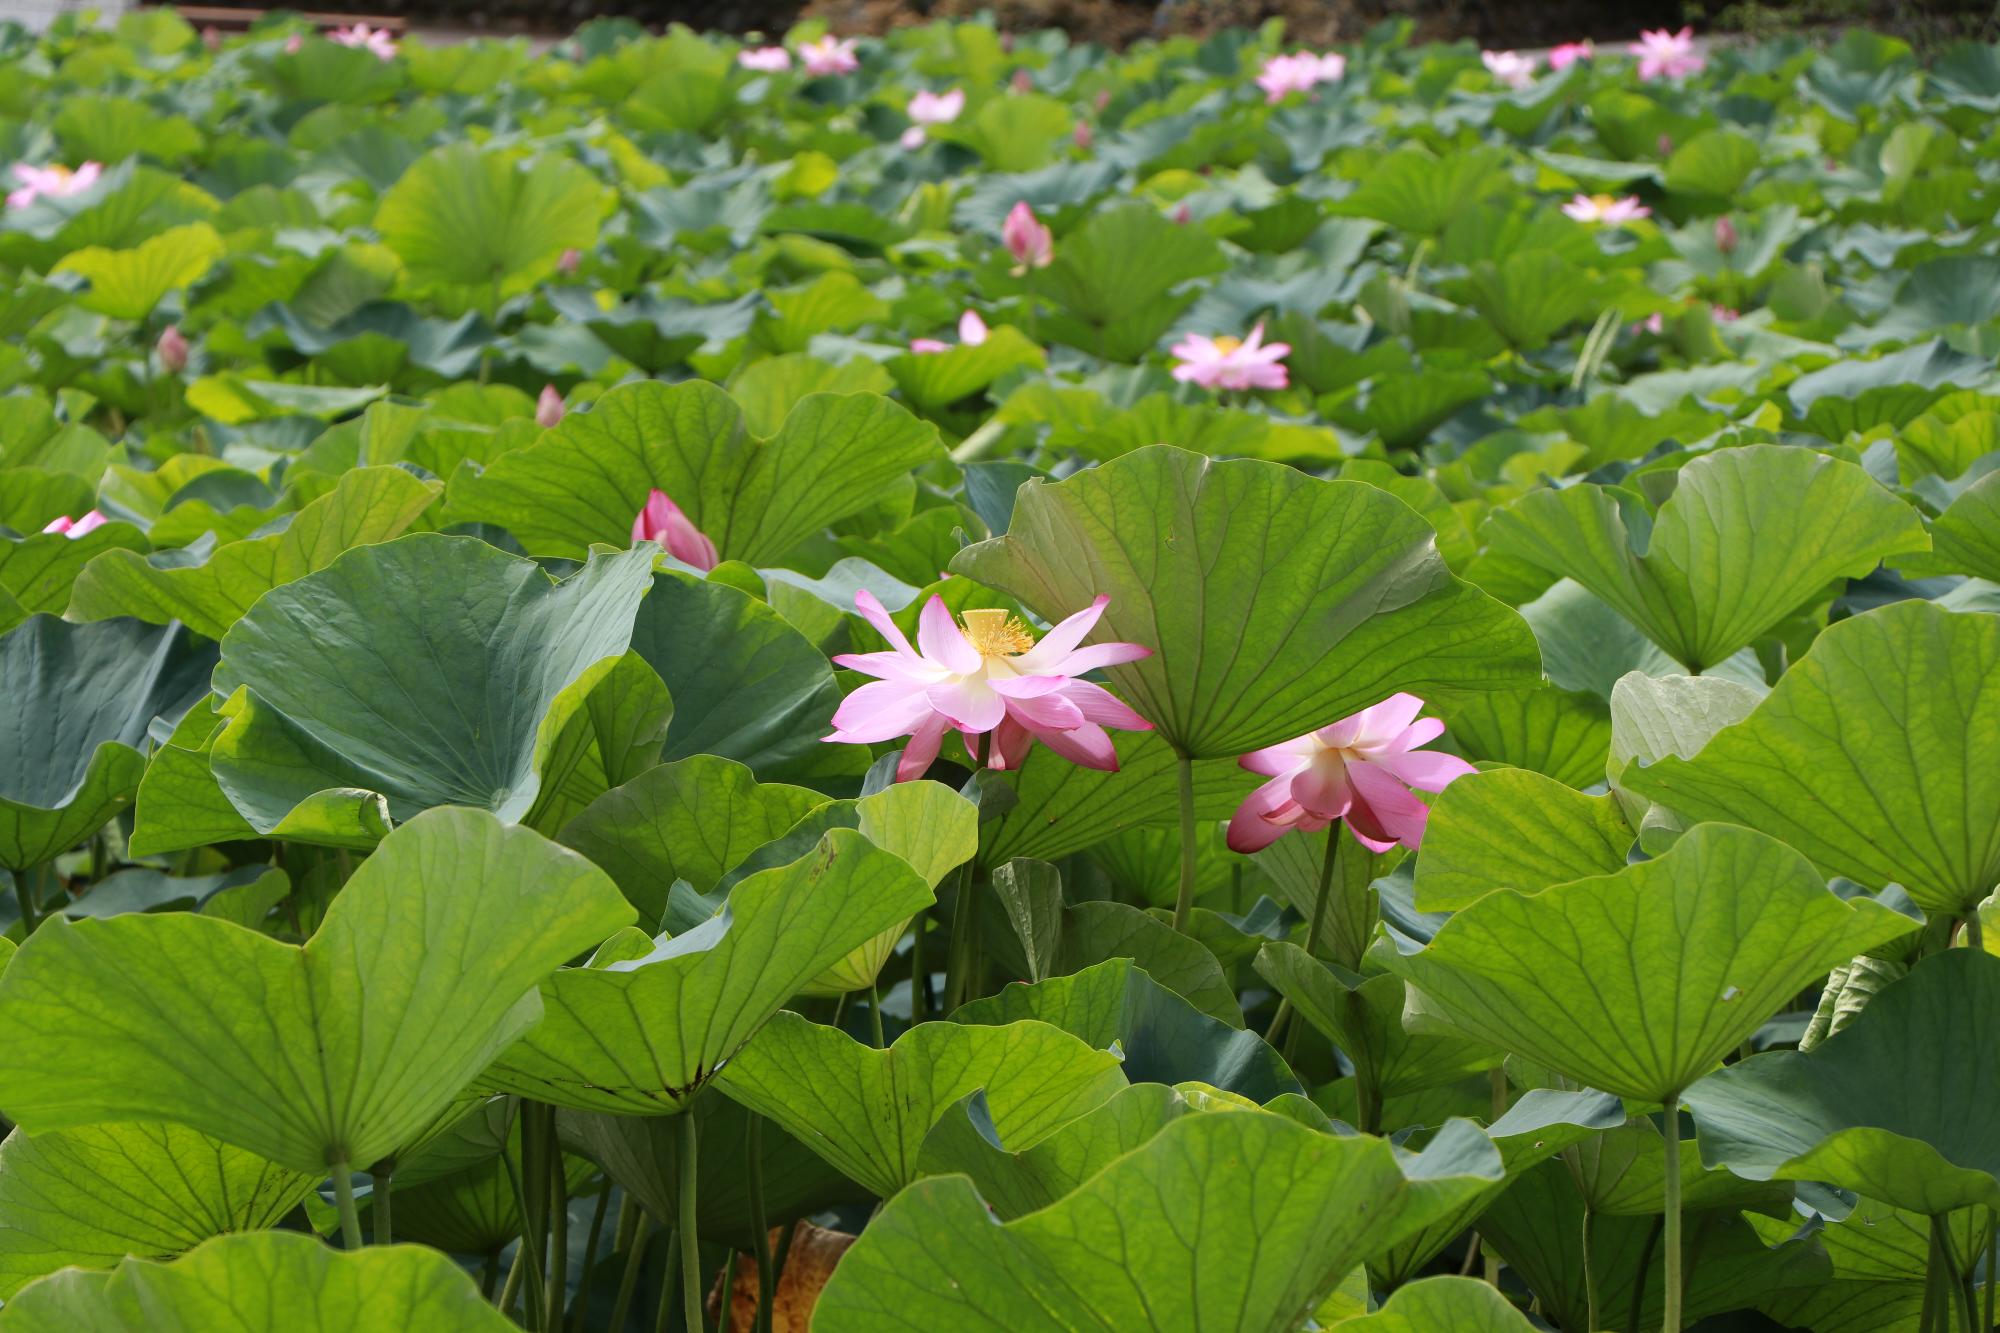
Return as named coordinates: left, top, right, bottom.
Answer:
left=1170, top=322, right=1290, bottom=392
left=901, top=87, right=965, bottom=149
left=1002, top=201, right=1054, bottom=272
left=156, top=325, right=189, bottom=374
left=1226, top=693, right=1475, bottom=854
left=7, top=161, right=101, bottom=209
left=1562, top=193, right=1651, bottom=224
left=329, top=23, right=396, bottom=60
left=1256, top=51, right=1344, bottom=103
left=535, top=385, right=565, bottom=427
left=1629, top=27, right=1704, bottom=81
left=911, top=310, right=988, bottom=354
left=42, top=511, right=108, bottom=539
left=1548, top=40, right=1594, bottom=70
left=826, top=591, right=1152, bottom=782
left=738, top=45, right=791, bottom=72
left=1481, top=50, right=1538, bottom=89
left=798, top=35, right=859, bottom=77
left=631, top=489, right=718, bottom=571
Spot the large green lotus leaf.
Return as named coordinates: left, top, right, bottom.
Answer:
left=129, top=696, right=259, bottom=857
left=886, top=326, right=1046, bottom=413
left=953, top=445, right=1541, bottom=759
left=1332, top=147, right=1512, bottom=235
left=1900, top=470, right=2000, bottom=581
left=0, top=807, right=634, bottom=1173
left=1684, top=949, right=2000, bottom=1217
left=1622, top=601, right=2000, bottom=915
left=67, top=467, right=439, bottom=641
left=374, top=144, right=612, bottom=312
left=1567, top=1115, right=1794, bottom=1217
left=0, top=1122, right=314, bottom=1299
left=975, top=731, right=1253, bottom=867
left=484, top=827, right=934, bottom=1114
left=1438, top=683, right=1611, bottom=790
left=0, top=522, right=147, bottom=616
left=1382, top=824, right=1909, bottom=1102
left=1607, top=670, right=1765, bottom=852
left=0, top=617, right=212, bottom=871
left=715, top=1013, right=1127, bottom=1198
left=952, top=958, right=1300, bottom=1100
left=518, top=649, right=674, bottom=838
left=208, top=535, right=657, bottom=844
left=565, top=1096, right=870, bottom=1254
left=1328, top=1276, right=1538, bottom=1331
left=1032, top=202, right=1228, bottom=327
left=53, top=221, right=223, bottom=321
left=627, top=569, right=848, bottom=780
left=0, top=1230, right=511, bottom=1332
left=443, top=380, right=941, bottom=563
left=811, top=1109, right=1502, bottom=1333
left=558, top=754, right=829, bottom=929
left=1482, top=445, right=1927, bottom=671
left=1412, top=767, right=1633, bottom=911
left=1745, top=1192, right=1990, bottom=1285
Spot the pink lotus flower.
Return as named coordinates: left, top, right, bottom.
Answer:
left=911, top=310, right=989, bottom=354
left=156, top=325, right=189, bottom=374
left=284, top=33, right=302, bottom=54
left=1226, top=694, right=1474, bottom=854
left=1481, top=50, right=1538, bottom=89
left=1713, top=305, right=1741, bottom=322
left=329, top=23, right=396, bottom=60
left=1548, top=40, right=1594, bottom=70
left=536, top=385, right=565, bottom=428
left=1256, top=51, right=1345, bottom=103
left=7, top=161, right=101, bottom=209
left=1635, top=312, right=1667, bottom=335
left=1172, top=202, right=1192, bottom=225
left=1011, top=69, right=1033, bottom=94
left=1714, top=215, right=1739, bottom=255
left=1629, top=27, right=1704, bottom=81
left=557, top=247, right=582, bottom=275
left=631, top=489, right=718, bottom=570
left=1073, top=122, right=1093, bottom=151
left=900, top=87, right=964, bottom=148
left=738, top=45, right=791, bottom=72
left=1562, top=193, right=1651, bottom=224
left=826, top=591, right=1152, bottom=781
left=1170, top=323, right=1290, bottom=392
left=42, top=511, right=108, bottom=539
left=1002, top=202, right=1054, bottom=272
left=798, top=35, right=858, bottom=77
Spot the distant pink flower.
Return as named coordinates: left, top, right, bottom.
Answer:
left=329, top=23, right=396, bottom=60
left=557, top=247, right=581, bottom=274
left=156, top=325, right=189, bottom=374
left=1714, top=215, right=1739, bottom=254
left=1629, top=27, right=1704, bottom=81
left=631, top=489, right=718, bottom=570
left=798, top=35, right=858, bottom=77
left=284, top=33, right=302, bottom=54
left=1635, top=312, right=1666, bottom=335
left=1548, top=40, right=1594, bottom=70
left=1712, top=305, right=1741, bottom=322
left=1562, top=193, right=1651, bottom=224
left=1002, top=202, right=1054, bottom=272
left=825, top=591, right=1152, bottom=781
left=1257, top=51, right=1345, bottom=103
left=1073, top=122, right=1093, bottom=151
left=536, top=385, right=565, bottom=428
left=1011, top=69, right=1033, bottom=94
left=912, top=311, right=989, bottom=354
left=42, top=511, right=108, bottom=539
left=7, top=161, right=101, bottom=209
left=1172, top=202, right=1192, bottom=224
left=1170, top=322, right=1290, bottom=392
left=1481, top=49, right=1538, bottom=89
left=1226, top=693, right=1474, bottom=854
left=1657, top=133, right=1676, bottom=156
left=900, top=87, right=963, bottom=148
left=738, top=45, right=791, bottom=72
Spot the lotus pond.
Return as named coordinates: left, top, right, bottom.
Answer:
left=1, top=8, right=1999, bottom=1332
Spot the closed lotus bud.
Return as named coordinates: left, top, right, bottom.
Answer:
left=1094, top=89, right=1112, bottom=112
left=1657, top=133, right=1674, bottom=156
left=1714, top=214, right=1739, bottom=255
left=557, top=247, right=581, bottom=275
left=536, top=385, right=565, bottom=428
left=1011, top=69, right=1032, bottom=94
left=156, top=324, right=189, bottom=374
left=1172, top=202, right=1192, bottom=225
left=1073, top=122, right=1093, bottom=151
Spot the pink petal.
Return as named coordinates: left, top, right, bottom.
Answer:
left=1370, top=716, right=1445, bottom=754
left=1045, top=640, right=1151, bottom=675
left=1227, top=773, right=1300, bottom=853
left=1012, top=595, right=1107, bottom=670
left=1002, top=691, right=1085, bottom=732
left=1357, top=692, right=1425, bottom=741
left=1055, top=680, right=1151, bottom=730
left=830, top=650, right=944, bottom=685
left=1288, top=761, right=1355, bottom=822
left=897, top=713, right=950, bottom=782
left=853, top=589, right=918, bottom=658
left=985, top=673, right=1070, bottom=699
left=926, top=677, right=1005, bottom=732
left=1347, top=759, right=1434, bottom=850
left=917, top=596, right=981, bottom=674
left=987, top=717, right=1034, bottom=770
left=1239, top=737, right=1316, bottom=777
left=828, top=681, right=935, bottom=742
left=1378, top=748, right=1477, bottom=792
left=1027, top=720, right=1119, bottom=771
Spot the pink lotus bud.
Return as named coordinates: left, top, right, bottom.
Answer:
left=284, top=33, right=302, bottom=54
left=1094, top=90, right=1111, bottom=112
left=536, top=385, right=565, bottom=428
left=1011, top=70, right=1032, bottom=94
left=1002, top=201, right=1054, bottom=271
left=1073, top=122, right=1093, bottom=151
left=632, top=489, right=719, bottom=571
left=1172, top=203, right=1192, bottom=225
left=43, top=510, right=108, bottom=538
left=1657, top=133, right=1674, bottom=156
left=203, top=25, right=221, bottom=51
left=1000, top=33, right=1015, bottom=54
left=1714, top=215, right=1739, bottom=255
left=557, top=247, right=581, bottom=275
left=156, top=324, right=189, bottom=374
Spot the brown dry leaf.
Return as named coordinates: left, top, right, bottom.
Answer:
left=706, top=1219, right=856, bottom=1332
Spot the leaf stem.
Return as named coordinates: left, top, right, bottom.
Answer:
left=1663, top=1096, right=1685, bottom=1333
left=1303, top=828, right=1341, bottom=958
left=747, top=1117, right=774, bottom=1333
left=371, top=1164, right=393, bottom=1245
left=679, top=1111, right=705, bottom=1333
left=909, top=911, right=928, bottom=1021
left=656, top=1226, right=681, bottom=1333
left=570, top=1185, right=613, bottom=1333
left=13, top=863, right=42, bottom=934
left=867, top=978, right=887, bottom=1048
left=1171, top=752, right=1198, bottom=933
left=1968, top=910, right=1985, bottom=953
left=1582, top=1207, right=1599, bottom=1333
left=547, top=1141, right=570, bottom=1330
left=1263, top=998, right=1291, bottom=1045
left=943, top=862, right=975, bottom=1011
left=499, top=1240, right=527, bottom=1315
left=1922, top=1213, right=1946, bottom=1333
left=607, top=1210, right=651, bottom=1333
left=331, top=1162, right=362, bottom=1251
left=1985, top=1208, right=1996, bottom=1333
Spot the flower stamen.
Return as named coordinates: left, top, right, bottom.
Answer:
left=960, top=608, right=1035, bottom=657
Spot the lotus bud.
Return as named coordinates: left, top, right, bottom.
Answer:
left=536, top=385, right=565, bottom=428
left=1714, top=215, right=1739, bottom=255
left=156, top=324, right=189, bottom=374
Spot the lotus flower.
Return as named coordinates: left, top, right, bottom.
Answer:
left=738, top=45, right=791, bottom=72
left=1256, top=51, right=1345, bottom=103
left=1226, top=693, right=1475, bottom=854
left=1481, top=50, right=1538, bottom=89
left=7, top=161, right=101, bottom=209
left=535, top=385, right=565, bottom=428
left=1548, top=40, right=1595, bottom=70
left=329, top=23, right=396, bottom=60
left=1562, top=193, right=1651, bottom=224
left=1170, top=323, right=1290, bottom=392
left=798, top=35, right=859, bottom=77
left=42, top=511, right=108, bottom=539
left=911, top=310, right=989, bottom=354
left=1002, top=202, right=1054, bottom=272
left=1073, top=121, right=1093, bottom=151
left=826, top=590, right=1152, bottom=781
left=631, top=489, right=718, bottom=571
left=1714, top=215, right=1739, bottom=255
left=557, top=247, right=581, bottom=274
left=1629, top=27, right=1704, bottom=81
left=156, top=325, right=189, bottom=374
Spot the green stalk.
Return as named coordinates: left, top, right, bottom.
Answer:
left=499, top=1241, right=527, bottom=1316
left=481, top=1250, right=501, bottom=1301
left=547, top=1144, right=569, bottom=1330
left=1582, top=1207, right=1599, bottom=1333
left=1302, top=829, right=1341, bottom=958
left=942, top=863, right=975, bottom=1012
left=747, top=1117, right=774, bottom=1333
left=1921, top=1215, right=1945, bottom=1333
left=1485, top=1067, right=1510, bottom=1287
left=13, top=863, right=42, bottom=934
left=331, top=1163, right=362, bottom=1251
left=570, top=1186, right=613, bottom=1333
left=1263, top=998, right=1291, bottom=1045
left=505, top=1112, right=549, bottom=1331
left=371, top=1164, right=393, bottom=1245
left=607, top=1211, right=652, bottom=1333
left=1171, top=753, right=1199, bottom=933
left=679, top=1112, right=705, bottom=1333
left=1984, top=1208, right=1996, bottom=1333
left=717, top=1254, right=738, bottom=1333
left=867, top=978, right=886, bottom=1048
left=1968, top=911, right=1985, bottom=953
left=909, top=911, right=928, bottom=1021
left=655, top=1227, right=680, bottom=1333
left=1663, top=1099, right=1685, bottom=1332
